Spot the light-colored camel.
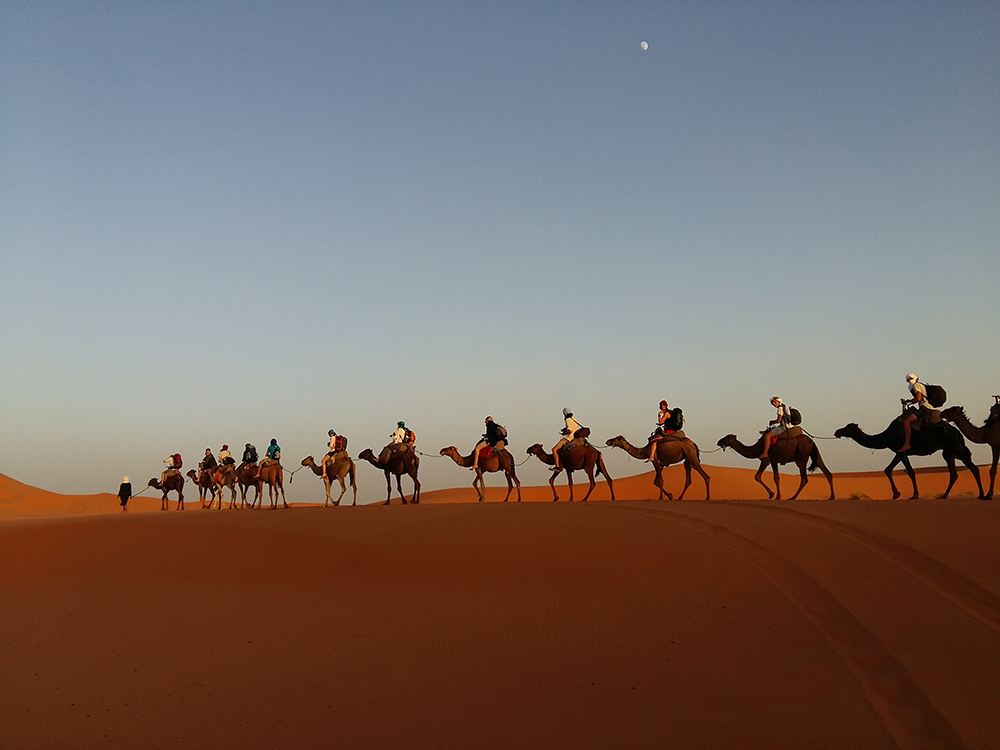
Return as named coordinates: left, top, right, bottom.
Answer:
left=186, top=469, right=219, bottom=508
left=148, top=472, right=185, bottom=510
left=203, top=464, right=238, bottom=509
left=605, top=435, right=710, bottom=500
left=525, top=442, right=615, bottom=502
left=359, top=446, right=420, bottom=505
left=440, top=445, right=522, bottom=503
left=835, top=419, right=984, bottom=500
left=942, top=405, right=998, bottom=500
left=256, top=461, right=288, bottom=509
left=717, top=430, right=835, bottom=500
left=301, top=454, right=358, bottom=506
left=236, top=463, right=261, bottom=508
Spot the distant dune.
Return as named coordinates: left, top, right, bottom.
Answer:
left=1, top=471, right=997, bottom=749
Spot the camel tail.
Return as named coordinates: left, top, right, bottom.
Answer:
left=808, top=444, right=821, bottom=473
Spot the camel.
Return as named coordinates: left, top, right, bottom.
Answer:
left=605, top=435, right=710, bottom=500
left=148, top=472, right=185, bottom=510
left=440, top=445, right=522, bottom=503
left=301, top=454, right=358, bottom=506
left=257, top=461, right=288, bottom=509
left=208, top=463, right=239, bottom=509
left=186, top=469, right=219, bottom=508
left=525, top=442, right=615, bottom=502
left=358, top=446, right=420, bottom=505
left=236, top=463, right=261, bottom=508
left=835, top=418, right=984, bottom=500
left=941, top=405, right=998, bottom=500
left=716, top=430, right=835, bottom=500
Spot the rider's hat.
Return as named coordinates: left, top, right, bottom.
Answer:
left=906, top=373, right=918, bottom=383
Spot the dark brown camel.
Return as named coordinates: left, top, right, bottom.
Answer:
left=148, top=472, right=185, bottom=510
left=257, top=461, right=288, bottom=509
left=301, top=454, right=358, bottom=506
left=835, top=418, right=984, bottom=500
left=205, top=464, right=238, bottom=509
left=605, top=435, right=710, bottom=500
left=942, top=405, right=998, bottom=500
left=359, top=446, right=420, bottom=505
left=525, top=442, right=615, bottom=502
left=717, top=430, right=835, bottom=500
left=186, top=469, right=219, bottom=509
left=440, top=445, right=522, bottom=503
left=236, top=463, right=261, bottom=508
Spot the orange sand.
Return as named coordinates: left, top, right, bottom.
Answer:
left=1, top=470, right=997, bottom=749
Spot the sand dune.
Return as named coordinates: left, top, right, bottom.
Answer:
left=1, top=471, right=997, bottom=749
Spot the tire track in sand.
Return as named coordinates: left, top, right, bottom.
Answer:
left=751, top=505, right=1000, bottom=634
left=622, top=505, right=963, bottom=750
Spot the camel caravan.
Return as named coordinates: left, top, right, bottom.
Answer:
left=147, top=379, right=998, bottom=509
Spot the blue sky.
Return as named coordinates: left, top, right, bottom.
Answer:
left=2, top=1, right=998, bottom=503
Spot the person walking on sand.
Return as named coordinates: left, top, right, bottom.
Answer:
left=760, top=396, right=792, bottom=462
left=118, top=476, right=132, bottom=512
left=900, top=373, right=940, bottom=452
left=551, top=408, right=583, bottom=471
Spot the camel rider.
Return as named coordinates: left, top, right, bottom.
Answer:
left=238, top=443, right=258, bottom=473
left=321, top=429, right=343, bottom=477
left=255, top=439, right=281, bottom=479
left=900, top=373, right=940, bottom=452
left=379, top=422, right=414, bottom=464
left=161, top=454, right=181, bottom=485
left=215, top=444, right=234, bottom=483
left=199, top=448, right=218, bottom=477
left=759, top=397, right=791, bottom=461
left=472, top=416, right=507, bottom=470
left=551, top=408, right=583, bottom=471
left=646, top=400, right=677, bottom=462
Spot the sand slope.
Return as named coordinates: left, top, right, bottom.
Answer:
left=1, top=472, right=998, bottom=749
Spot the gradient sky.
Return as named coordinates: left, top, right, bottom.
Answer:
left=2, top=2, right=998, bottom=503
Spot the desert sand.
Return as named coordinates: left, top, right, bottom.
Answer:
left=1, top=467, right=997, bottom=749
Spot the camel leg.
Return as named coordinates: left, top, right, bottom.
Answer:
left=177, top=491, right=184, bottom=510
left=693, top=461, right=711, bottom=501
left=566, top=470, right=576, bottom=502
left=382, top=471, right=392, bottom=505
left=677, top=462, right=693, bottom=501
left=754, top=462, right=775, bottom=500
left=323, top=477, right=333, bottom=507
left=395, top=474, right=408, bottom=504
left=882, top=454, right=904, bottom=499
left=957, top=453, right=984, bottom=499
left=988, top=446, right=998, bottom=500
left=410, top=473, right=420, bottom=504
left=900, top=454, right=918, bottom=499
left=335, top=477, right=347, bottom=506
left=595, top=455, right=614, bottom=501
left=789, top=460, right=809, bottom=501
left=549, top=471, right=560, bottom=502
left=813, top=455, right=836, bottom=500
left=938, top=455, right=960, bottom=499
left=513, top=472, right=522, bottom=502
left=473, top=470, right=485, bottom=503
left=579, top=467, right=597, bottom=502
left=502, top=472, right=514, bottom=503
left=652, top=464, right=670, bottom=500
left=772, top=461, right=784, bottom=500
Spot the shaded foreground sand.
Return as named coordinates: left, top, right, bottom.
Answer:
left=1, top=472, right=998, bottom=749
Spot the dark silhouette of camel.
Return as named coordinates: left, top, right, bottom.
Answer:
left=440, top=445, right=521, bottom=503
left=835, top=419, right=984, bottom=499
left=148, top=472, right=185, bottom=510
left=942, top=405, right=998, bottom=500
left=236, top=463, right=261, bottom=508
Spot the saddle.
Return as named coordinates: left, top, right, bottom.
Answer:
left=775, top=426, right=803, bottom=441
left=650, top=430, right=686, bottom=442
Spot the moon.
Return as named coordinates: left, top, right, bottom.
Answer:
left=640, top=41, right=648, bottom=51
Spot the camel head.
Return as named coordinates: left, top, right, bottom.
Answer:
left=716, top=435, right=738, bottom=451
left=186, top=469, right=198, bottom=480
left=440, top=446, right=459, bottom=457
left=939, top=406, right=964, bottom=423
left=833, top=424, right=858, bottom=439
left=147, top=478, right=161, bottom=489
left=358, top=448, right=376, bottom=462
left=301, top=456, right=316, bottom=467
left=606, top=436, right=625, bottom=448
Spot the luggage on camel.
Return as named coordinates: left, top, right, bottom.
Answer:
left=332, top=435, right=348, bottom=453
left=924, top=384, right=947, bottom=408
left=788, top=407, right=802, bottom=426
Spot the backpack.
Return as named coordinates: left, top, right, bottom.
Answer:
left=667, top=408, right=684, bottom=431
left=923, top=384, right=947, bottom=408
left=172, top=453, right=182, bottom=469
left=788, top=407, right=802, bottom=426
left=496, top=423, right=508, bottom=441
left=403, top=428, right=415, bottom=444
left=334, top=435, right=347, bottom=452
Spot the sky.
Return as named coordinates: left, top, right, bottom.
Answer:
left=2, top=1, right=998, bottom=504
